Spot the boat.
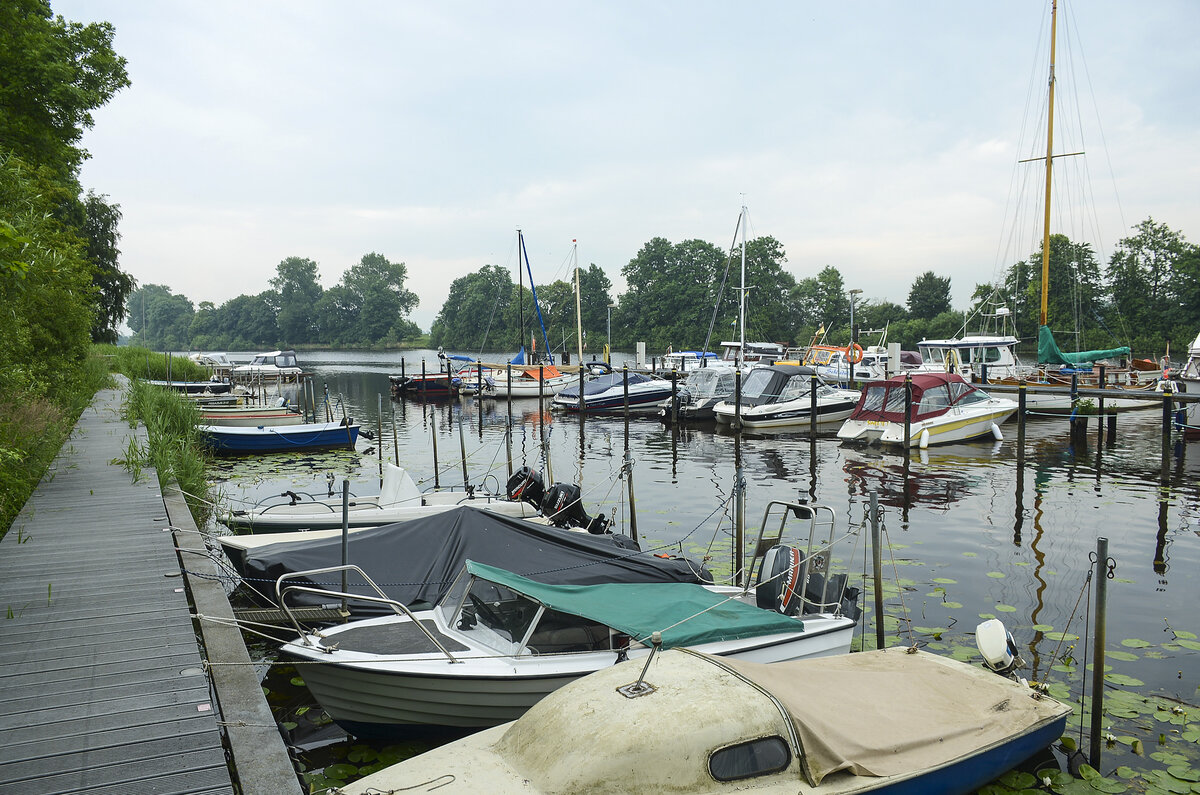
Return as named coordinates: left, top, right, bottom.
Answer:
left=145, top=378, right=232, bottom=395
left=802, top=343, right=889, bottom=385
left=220, top=503, right=707, bottom=617
left=198, top=419, right=359, bottom=455
left=199, top=397, right=303, bottom=427
left=278, top=553, right=858, bottom=737
left=478, top=363, right=574, bottom=398
left=186, top=351, right=234, bottom=380
left=712, top=364, right=861, bottom=428
left=837, top=372, right=1018, bottom=448
left=336, top=626, right=1069, bottom=795
left=658, top=364, right=737, bottom=422
left=388, top=353, right=470, bottom=397
left=661, top=349, right=720, bottom=373
left=231, top=350, right=303, bottom=382
left=218, top=463, right=544, bottom=532
left=551, top=370, right=673, bottom=413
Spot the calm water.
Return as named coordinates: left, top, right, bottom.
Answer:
left=206, top=349, right=1200, bottom=791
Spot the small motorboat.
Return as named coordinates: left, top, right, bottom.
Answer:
left=478, top=363, right=575, bottom=398
left=837, top=372, right=1018, bottom=448
left=712, top=364, right=860, bottom=428
left=198, top=419, right=359, bottom=455
left=279, top=553, right=857, bottom=737
left=661, top=349, right=720, bottom=373
left=218, top=463, right=544, bottom=532
left=336, top=622, right=1070, bottom=795
left=659, top=365, right=737, bottom=423
left=199, top=397, right=303, bottom=427
left=1178, top=329, right=1200, bottom=439
left=231, top=349, right=303, bottom=382
left=802, top=343, right=890, bottom=385
left=552, top=371, right=673, bottom=413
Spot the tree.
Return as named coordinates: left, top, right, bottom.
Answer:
left=794, top=266, right=849, bottom=334
left=429, top=265, right=513, bottom=351
left=127, top=284, right=194, bottom=350
left=80, top=192, right=134, bottom=343
left=334, top=252, right=419, bottom=345
left=617, top=237, right=727, bottom=351
left=906, top=271, right=952, bottom=320
left=1106, top=218, right=1189, bottom=350
left=270, top=256, right=322, bottom=345
left=0, top=0, right=130, bottom=181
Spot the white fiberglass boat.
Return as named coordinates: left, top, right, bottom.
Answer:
left=712, top=365, right=860, bottom=428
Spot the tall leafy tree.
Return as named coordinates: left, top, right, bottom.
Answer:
left=270, top=256, right=323, bottom=344
left=617, top=237, right=727, bottom=351
left=328, top=253, right=419, bottom=345
left=1003, top=233, right=1107, bottom=349
left=429, top=265, right=513, bottom=351
left=906, top=271, right=952, bottom=320
left=79, top=192, right=134, bottom=343
left=795, top=266, right=849, bottom=334
left=127, top=284, right=194, bottom=350
left=1106, top=218, right=1189, bottom=349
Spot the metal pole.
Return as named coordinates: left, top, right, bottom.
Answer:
left=625, top=447, right=638, bottom=543
left=421, top=358, right=427, bottom=399
left=734, top=369, right=742, bottom=429
left=578, top=363, right=585, bottom=413
left=392, top=404, right=399, bottom=467
left=1017, top=381, right=1027, bottom=466
left=431, top=419, right=440, bottom=489
left=870, top=490, right=884, bottom=650
left=458, top=411, right=469, bottom=489
left=903, top=373, right=913, bottom=449
left=506, top=363, right=513, bottom=421
left=809, top=373, right=818, bottom=435
left=1088, top=536, right=1109, bottom=769
left=1162, top=387, right=1174, bottom=468
left=623, top=364, right=630, bottom=431
left=341, top=480, right=349, bottom=615
left=734, top=458, right=745, bottom=588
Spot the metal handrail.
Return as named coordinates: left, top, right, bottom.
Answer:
left=275, top=565, right=460, bottom=662
left=745, top=500, right=840, bottom=615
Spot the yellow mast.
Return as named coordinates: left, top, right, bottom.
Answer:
left=1038, top=0, right=1059, bottom=328
left=573, top=240, right=583, bottom=365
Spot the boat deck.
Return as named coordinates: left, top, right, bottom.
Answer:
left=0, top=385, right=235, bottom=794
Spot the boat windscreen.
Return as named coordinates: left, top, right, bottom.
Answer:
left=740, top=369, right=778, bottom=399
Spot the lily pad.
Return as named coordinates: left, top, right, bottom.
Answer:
left=1121, top=638, right=1152, bottom=648
left=987, top=571, right=1007, bottom=578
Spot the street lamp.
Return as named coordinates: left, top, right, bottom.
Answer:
left=607, top=303, right=617, bottom=364
left=848, top=289, right=863, bottom=385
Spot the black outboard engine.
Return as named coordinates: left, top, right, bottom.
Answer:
left=506, top=467, right=545, bottom=508
left=755, top=545, right=806, bottom=616
left=540, top=482, right=610, bottom=534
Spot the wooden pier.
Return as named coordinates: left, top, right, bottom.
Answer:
left=0, top=382, right=300, bottom=795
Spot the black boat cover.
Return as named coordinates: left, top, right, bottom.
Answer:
left=233, top=506, right=711, bottom=616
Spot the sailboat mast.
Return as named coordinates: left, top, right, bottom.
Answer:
left=1039, top=0, right=1059, bottom=328
left=573, top=240, right=584, bottom=366
left=739, top=203, right=747, bottom=369
left=517, top=229, right=526, bottom=355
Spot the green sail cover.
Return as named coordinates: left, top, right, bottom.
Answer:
left=465, top=560, right=804, bottom=648
left=1037, top=325, right=1130, bottom=367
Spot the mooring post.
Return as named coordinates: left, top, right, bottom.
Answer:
left=392, top=404, right=399, bottom=467
left=810, top=374, right=818, bottom=435
left=1162, top=386, right=1174, bottom=468
left=870, top=490, right=884, bottom=650
left=1088, top=536, right=1110, bottom=770
left=476, top=358, right=482, bottom=396
left=734, top=456, right=746, bottom=588
left=1017, top=381, right=1027, bottom=466
left=670, top=369, right=679, bottom=424
left=420, top=359, right=427, bottom=399
left=341, top=480, right=350, bottom=615
left=624, top=447, right=638, bottom=544
left=431, top=419, right=440, bottom=489
left=734, top=369, right=743, bottom=429
left=980, top=362, right=989, bottom=385
left=458, top=411, right=468, bottom=489
left=1070, top=372, right=1079, bottom=404
left=903, top=373, right=913, bottom=449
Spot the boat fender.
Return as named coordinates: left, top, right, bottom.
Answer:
left=976, top=618, right=1020, bottom=675
left=990, top=422, right=1003, bottom=441
left=918, top=428, right=930, bottom=449
left=754, top=545, right=804, bottom=616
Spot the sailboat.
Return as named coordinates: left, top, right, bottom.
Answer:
left=917, top=0, right=1161, bottom=413
left=481, top=230, right=574, bottom=399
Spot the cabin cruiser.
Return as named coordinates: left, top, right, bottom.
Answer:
left=1177, top=330, right=1200, bottom=439
left=231, top=350, right=302, bottom=382
left=659, top=365, right=737, bottom=422
left=552, top=371, right=673, bottom=413
left=712, top=365, right=860, bottom=428
left=837, top=372, right=1017, bottom=448
left=661, top=349, right=719, bottom=373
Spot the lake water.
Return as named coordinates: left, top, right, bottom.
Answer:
left=207, top=349, right=1200, bottom=792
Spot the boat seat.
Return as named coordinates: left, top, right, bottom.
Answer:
left=379, top=464, right=422, bottom=506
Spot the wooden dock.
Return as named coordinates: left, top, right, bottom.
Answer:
left=0, top=383, right=297, bottom=794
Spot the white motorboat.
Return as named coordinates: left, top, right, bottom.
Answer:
left=661, top=349, right=720, bottom=373
left=1177, top=330, right=1200, bottom=439
left=219, top=463, right=540, bottom=532
left=837, top=372, right=1017, bottom=448
left=801, top=343, right=890, bottom=385
left=659, top=364, right=737, bottom=422
left=552, top=371, right=673, bottom=413
left=199, top=397, right=303, bottom=427
left=231, top=349, right=303, bottom=382
left=336, top=625, right=1069, bottom=795
left=712, top=365, right=860, bottom=428
left=279, top=546, right=858, bottom=737
left=479, top=363, right=575, bottom=398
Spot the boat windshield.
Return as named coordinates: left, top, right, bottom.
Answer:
left=778, top=376, right=813, bottom=402
left=439, top=574, right=539, bottom=655
left=685, top=368, right=735, bottom=399
left=740, top=369, right=778, bottom=399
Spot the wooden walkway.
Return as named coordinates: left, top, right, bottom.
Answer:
left=0, top=384, right=234, bottom=795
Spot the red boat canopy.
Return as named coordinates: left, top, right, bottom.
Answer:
left=848, top=372, right=989, bottom=423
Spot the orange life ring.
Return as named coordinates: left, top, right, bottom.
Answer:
left=846, top=343, right=864, bottom=364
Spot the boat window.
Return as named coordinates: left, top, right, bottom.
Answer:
left=949, top=381, right=976, bottom=403
left=883, top=386, right=908, bottom=414
left=278, top=354, right=297, bottom=368
left=523, top=608, right=613, bottom=654
left=740, top=369, right=776, bottom=399
left=859, top=386, right=886, bottom=413
left=919, top=347, right=946, bottom=365
left=709, top=736, right=791, bottom=782
left=442, top=576, right=539, bottom=653
left=917, top=385, right=952, bottom=414
left=778, top=376, right=810, bottom=401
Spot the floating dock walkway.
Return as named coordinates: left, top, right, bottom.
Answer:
left=0, top=383, right=299, bottom=795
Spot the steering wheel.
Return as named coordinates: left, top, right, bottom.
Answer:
left=468, top=593, right=504, bottom=628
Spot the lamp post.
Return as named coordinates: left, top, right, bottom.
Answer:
left=607, top=303, right=617, bottom=364
left=848, top=288, right=863, bottom=385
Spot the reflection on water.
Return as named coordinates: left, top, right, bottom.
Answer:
left=212, top=353, right=1200, bottom=789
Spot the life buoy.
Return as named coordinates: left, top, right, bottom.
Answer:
left=847, top=343, right=864, bottom=364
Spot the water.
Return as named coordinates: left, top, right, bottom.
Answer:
left=208, top=349, right=1200, bottom=791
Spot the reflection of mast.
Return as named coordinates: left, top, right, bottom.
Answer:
left=1025, top=467, right=1051, bottom=678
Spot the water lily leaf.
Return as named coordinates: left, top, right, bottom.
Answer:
left=987, top=571, right=1006, bottom=578
left=324, top=763, right=359, bottom=780
left=1114, top=766, right=1136, bottom=779
left=1106, top=650, right=1139, bottom=662
left=1038, top=769, right=1075, bottom=787
left=1168, top=765, right=1200, bottom=782
left=290, top=676, right=305, bottom=687
left=979, top=613, right=996, bottom=620
left=943, top=601, right=963, bottom=609
left=962, top=551, right=978, bottom=557
left=1086, top=776, right=1126, bottom=793
left=1174, top=630, right=1198, bottom=640
left=1044, top=631, right=1080, bottom=642
left=996, top=604, right=1018, bottom=613
left=1176, top=640, right=1200, bottom=651
left=999, top=770, right=1037, bottom=788
left=933, top=577, right=957, bottom=584
left=1121, top=638, right=1152, bottom=648
left=1033, top=623, right=1055, bottom=632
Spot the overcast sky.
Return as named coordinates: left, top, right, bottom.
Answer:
left=55, top=0, right=1200, bottom=332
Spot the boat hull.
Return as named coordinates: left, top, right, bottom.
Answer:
left=838, top=405, right=1015, bottom=447
left=713, top=398, right=858, bottom=428
left=200, top=422, right=359, bottom=455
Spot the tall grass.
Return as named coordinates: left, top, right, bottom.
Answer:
left=0, top=354, right=113, bottom=539
left=97, top=344, right=210, bottom=382
left=118, top=378, right=214, bottom=528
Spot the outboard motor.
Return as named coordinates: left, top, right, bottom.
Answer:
left=754, top=545, right=806, bottom=616
left=506, top=466, right=544, bottom=508
left=976, top=618, right=1022, bottom=675
left=540, top=482, right=610, bottom=534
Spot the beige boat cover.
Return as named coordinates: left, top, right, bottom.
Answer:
left=711, top=648, right=1067, bottom=787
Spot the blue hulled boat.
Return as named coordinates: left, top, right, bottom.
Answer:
left=551, top=371, right=673, bottom=413
left=199, top=420, right=359, bottom=455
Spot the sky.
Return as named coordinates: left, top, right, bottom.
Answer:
left=54, top=0, right=1200, bottom=333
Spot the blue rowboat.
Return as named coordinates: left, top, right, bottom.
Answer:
left=199, top=421, right=359, bottom=455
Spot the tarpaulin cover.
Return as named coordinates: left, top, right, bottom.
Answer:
left=239, top=506, right=710, bottom=616
left=1037, top=325, right=1130, bottom=366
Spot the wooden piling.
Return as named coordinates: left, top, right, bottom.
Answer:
left=810, top=374, right=818, bottom=435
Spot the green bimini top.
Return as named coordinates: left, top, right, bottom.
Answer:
left=465, top=560, right=805, bottom=648
left=1038, top=325, right=1131, bottom=366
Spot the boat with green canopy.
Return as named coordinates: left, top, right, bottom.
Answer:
left=278, top=556, right=857, bottom=737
